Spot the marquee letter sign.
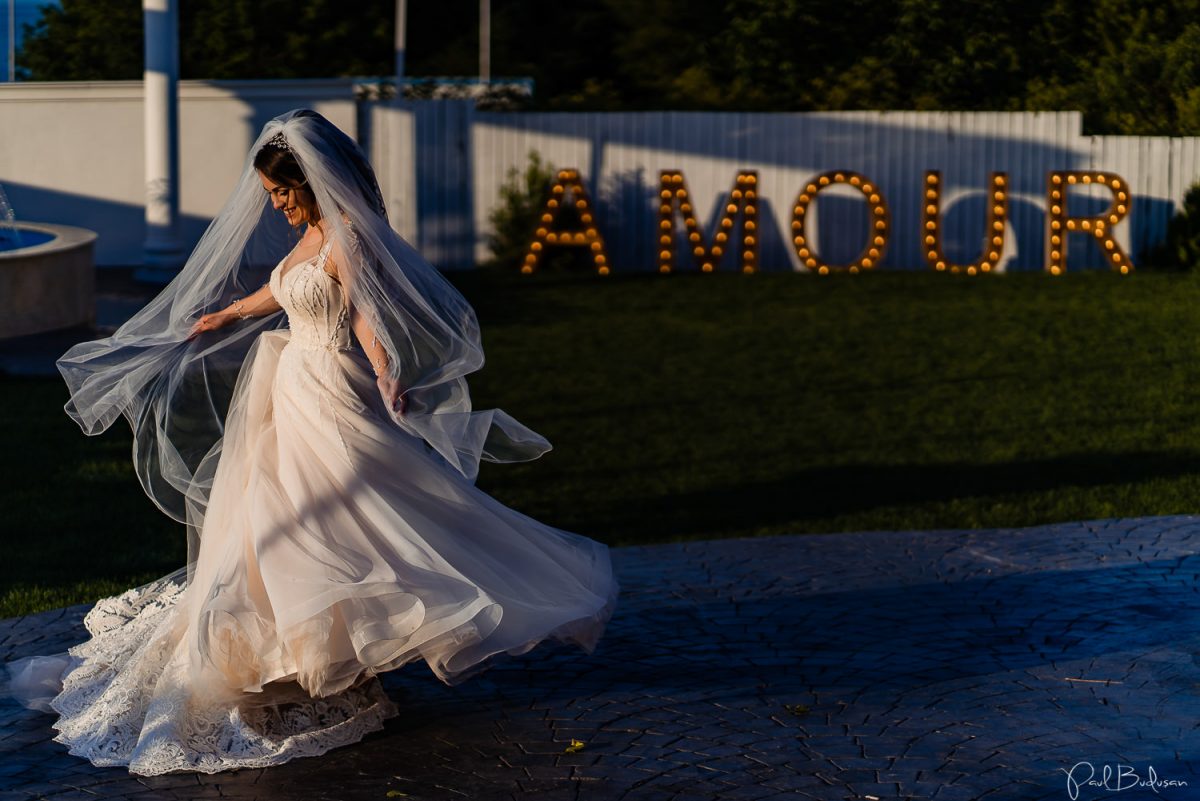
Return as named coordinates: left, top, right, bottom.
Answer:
left=791, top=171, right=889, bottom=274
left=657, top=171, right=759, bottom=274
left=510, top=165, right=1136, bottom=275
left=921, top=171, right=1008, bottom=274
left=1046, top=171, right=1133, bottom=274
left=521, top=169, right=610, bottom=275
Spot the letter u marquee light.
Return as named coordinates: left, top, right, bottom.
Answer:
left=921, top=171, right=1008, bottom=274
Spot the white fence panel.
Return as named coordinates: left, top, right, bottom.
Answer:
left=433, top=107, right=1097, bottom=270
left=3, top=82, right=1200, bottom=272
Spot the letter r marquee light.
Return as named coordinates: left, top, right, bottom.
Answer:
left=1046, top=171, right=1134, bottom=274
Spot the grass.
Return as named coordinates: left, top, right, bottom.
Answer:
left=5, top=266, right=1200, bottom=617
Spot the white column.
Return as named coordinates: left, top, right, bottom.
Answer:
left=7, top=0, right=15, bottom=82
left=138, top=0, right=184, bottom=280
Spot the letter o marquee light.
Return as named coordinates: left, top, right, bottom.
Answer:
left=791, top=171, right=890, bottom=274
left=1046, top=171, right=1133, bottom=275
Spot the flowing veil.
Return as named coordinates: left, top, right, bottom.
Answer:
left=56, top=108, right=552, bottom=575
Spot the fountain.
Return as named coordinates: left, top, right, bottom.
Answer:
left=0, top=184, right=98, bottom=340
left=0, top=184, right=23, bottom=250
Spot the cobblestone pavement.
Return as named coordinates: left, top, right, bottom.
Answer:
left=5, top=515, right=1200, bottom=801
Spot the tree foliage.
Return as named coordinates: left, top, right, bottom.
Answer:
left=18, top=0, right=1200, bottom=134
left=19, top=0, right=395, bottom=80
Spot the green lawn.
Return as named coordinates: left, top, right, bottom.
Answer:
left=5, top=267, right=1200, bottom=617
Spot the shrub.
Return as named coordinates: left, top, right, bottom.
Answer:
left=1147, top=182, right=1200, bottom=271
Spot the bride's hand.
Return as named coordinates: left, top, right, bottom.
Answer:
left=377, top=373, right=407, bottom=416
left=187, top=312, right=238, bottom=341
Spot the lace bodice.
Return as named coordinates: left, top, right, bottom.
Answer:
left=269, top=239, right=352, bottom=352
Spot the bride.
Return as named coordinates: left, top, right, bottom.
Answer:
left=3, top=109, right=619, bottom=775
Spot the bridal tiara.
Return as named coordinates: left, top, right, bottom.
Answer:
left=266, top=132, right=292, bottom=152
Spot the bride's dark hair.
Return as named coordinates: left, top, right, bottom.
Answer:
left=253, top=144, right=321, bottom=224
left=255, top=110, right=388, bottom=223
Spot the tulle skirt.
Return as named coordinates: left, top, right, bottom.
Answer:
left=4, top=329, right=619, bottom=775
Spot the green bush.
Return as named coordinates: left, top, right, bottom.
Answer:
left=1147, top=182, right=1200, bottom=271
left=485, top=151, right=555, bottom=271
left=484, top=151, right=596, bottom=272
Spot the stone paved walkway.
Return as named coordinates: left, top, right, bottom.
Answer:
left=4, top=515, right=1200, bottom=800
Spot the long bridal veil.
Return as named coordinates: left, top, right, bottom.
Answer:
left=55, top=108, right=552, bottom=575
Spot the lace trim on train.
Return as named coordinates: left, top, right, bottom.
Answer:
left=48, top=575, right=398, bottom=776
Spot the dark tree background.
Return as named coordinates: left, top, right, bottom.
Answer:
left=17, top=0, right=1200, bottom=134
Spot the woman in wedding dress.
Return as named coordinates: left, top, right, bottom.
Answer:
left=3, top=109, right=619, bottom=775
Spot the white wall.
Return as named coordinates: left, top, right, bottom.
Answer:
left=0, top=79, right=357, bottom=265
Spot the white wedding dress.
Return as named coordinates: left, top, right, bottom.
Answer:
left=6, top=239, right=619, bottom=775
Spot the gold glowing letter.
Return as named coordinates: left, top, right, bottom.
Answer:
left=657, top=171, right=759, bottom=274
left=521, top=169, right=610, bottom=275
left=791, top=171, right=889, bottom=274
left=921, top=171, right=1008, bottom=274
left=1046, top=171, right=1133, bottom=274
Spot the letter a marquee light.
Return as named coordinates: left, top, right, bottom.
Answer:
left=521, top=169, right=610, bottom=275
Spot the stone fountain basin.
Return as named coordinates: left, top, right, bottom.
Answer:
left=0, top=222, right=98, bottom=340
